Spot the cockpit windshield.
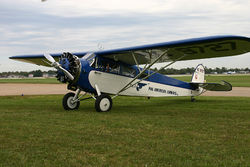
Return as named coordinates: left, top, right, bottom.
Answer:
left=83, top=53, right=96, bottom=66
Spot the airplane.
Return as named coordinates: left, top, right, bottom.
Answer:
left=10, top=35, right=250, bottom=112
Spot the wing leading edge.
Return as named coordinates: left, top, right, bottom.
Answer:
left=10, top=35, right=250, bottom=66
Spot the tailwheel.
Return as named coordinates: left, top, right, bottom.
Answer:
left=95, top=94, right=112, bottom=112
left=191, top=96, right=196, bottom=102
left=63, top=92, right=80, bottom=110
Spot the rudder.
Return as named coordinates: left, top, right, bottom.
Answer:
left=191, top=64, right=205, bottom=83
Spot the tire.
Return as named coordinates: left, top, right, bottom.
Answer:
left=95, top=94, right=112, bottom=112
left=62, top=92, right=80, bottom=110
left=191, top=96, right=196, bottom=102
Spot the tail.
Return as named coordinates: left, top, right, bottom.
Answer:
left=190, top=64, right=232, bottom=92
left=191, top=64, right=205, bottom=83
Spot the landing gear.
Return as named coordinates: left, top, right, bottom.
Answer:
left=63, top=92, right=80, bottom=110
left=62, top=85, right=113, bottom=112
left=95, top=94, right=112, bottom=112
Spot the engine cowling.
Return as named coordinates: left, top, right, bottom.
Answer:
left=56, top=52, right=81, bottom=90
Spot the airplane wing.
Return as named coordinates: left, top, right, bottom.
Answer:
left=10, top=35, right=250, bottom=66
left=9, top=53, right=87, bottom=67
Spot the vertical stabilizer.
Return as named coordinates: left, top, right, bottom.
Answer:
left=191, top=64, right=205, bottom=83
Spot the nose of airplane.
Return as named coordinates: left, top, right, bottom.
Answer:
left=56, top=52, right=81, bottom=83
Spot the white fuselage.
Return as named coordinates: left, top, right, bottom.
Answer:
left=88, top=71, right=202, bottom=97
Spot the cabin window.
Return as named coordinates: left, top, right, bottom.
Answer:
left=109, top=63, right=120, bottom=74
left=95, top=58, right=136, bottom=77
left=103, top=62, right=120, bottom=74
left=96, top=59, right=120, bottom=74
left=121, top=65, right=136, bottom=77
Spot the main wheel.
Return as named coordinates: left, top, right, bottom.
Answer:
left=62, top=92, right=80, bottom=110
left=95, top=94, right=112, bottom=112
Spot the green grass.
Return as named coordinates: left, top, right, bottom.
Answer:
left=0, top=78, right=59, bottom=84
left=0, top=95, right=249, bottom=167
left=172, top=75, right=250, bottom=87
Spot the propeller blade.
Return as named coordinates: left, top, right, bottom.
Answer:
left=58, top=66, right=74, bottom=81
left=44, top=53, right=74, bottom=81
left=44, top=53, right=56, bottom=64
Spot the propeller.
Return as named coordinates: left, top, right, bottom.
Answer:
left=44, top=53, right=74, bottom=81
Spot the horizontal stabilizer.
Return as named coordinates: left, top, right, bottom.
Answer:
left=191, top=81, right=232, bottom=91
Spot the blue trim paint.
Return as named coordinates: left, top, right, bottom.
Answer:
left=147, top=73, right=195, bottom=90
left=76, top=59, right=96, bottom=93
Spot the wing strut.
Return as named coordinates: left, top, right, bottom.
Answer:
left=113, top=50, right=169, bottom=98
left=132, top=52, right=141, bottom=73
left=121, top=54, right=187, bottom=92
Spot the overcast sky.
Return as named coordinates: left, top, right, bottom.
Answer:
left=0, top=0, right=250, bottom=72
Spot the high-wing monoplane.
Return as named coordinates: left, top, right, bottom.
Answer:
left=10, top=35, right=250, bottom=112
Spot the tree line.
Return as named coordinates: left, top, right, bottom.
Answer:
left=152, top=67, right=249, bottom=75
left=0, top=67, right=249, bottom=78
left=0, top=70, right=56, bottom=78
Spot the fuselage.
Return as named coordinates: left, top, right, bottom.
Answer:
left=60, top=54, right=202, bottom=97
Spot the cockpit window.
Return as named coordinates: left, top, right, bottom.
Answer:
left=109, top=64, right=120, bottom=74
left=121, top=65, right=136, bottom=77
left=84, top=53, right=96, bottom=66
left=94, top=57, right=136, bottom=77
left=95, top=58, right=120, bottom=74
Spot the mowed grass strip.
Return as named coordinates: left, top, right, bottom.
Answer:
left=173, top=74, right=250, bottom=87
left=0, top=95, right=249, bottom=167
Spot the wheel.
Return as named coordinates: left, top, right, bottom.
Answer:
left=62, top=92, right=80, bottom=110
left=191, top=96, right=196, bottom=102
left=95, top=94, right=112, bottom=112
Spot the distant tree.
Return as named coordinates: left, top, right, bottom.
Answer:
left=48, top=70, right=56, bottom=75
left=32, top=70, right=43, bottom=77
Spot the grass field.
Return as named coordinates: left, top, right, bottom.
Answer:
left=1, top=74, right=249, bottom=87
left=0, top=95, right=249, bottom=166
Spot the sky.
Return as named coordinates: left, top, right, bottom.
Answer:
left=0, top=0, right=250, bottom=72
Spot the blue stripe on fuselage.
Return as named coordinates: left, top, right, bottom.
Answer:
left=145, top=71, right=195, bottom=90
